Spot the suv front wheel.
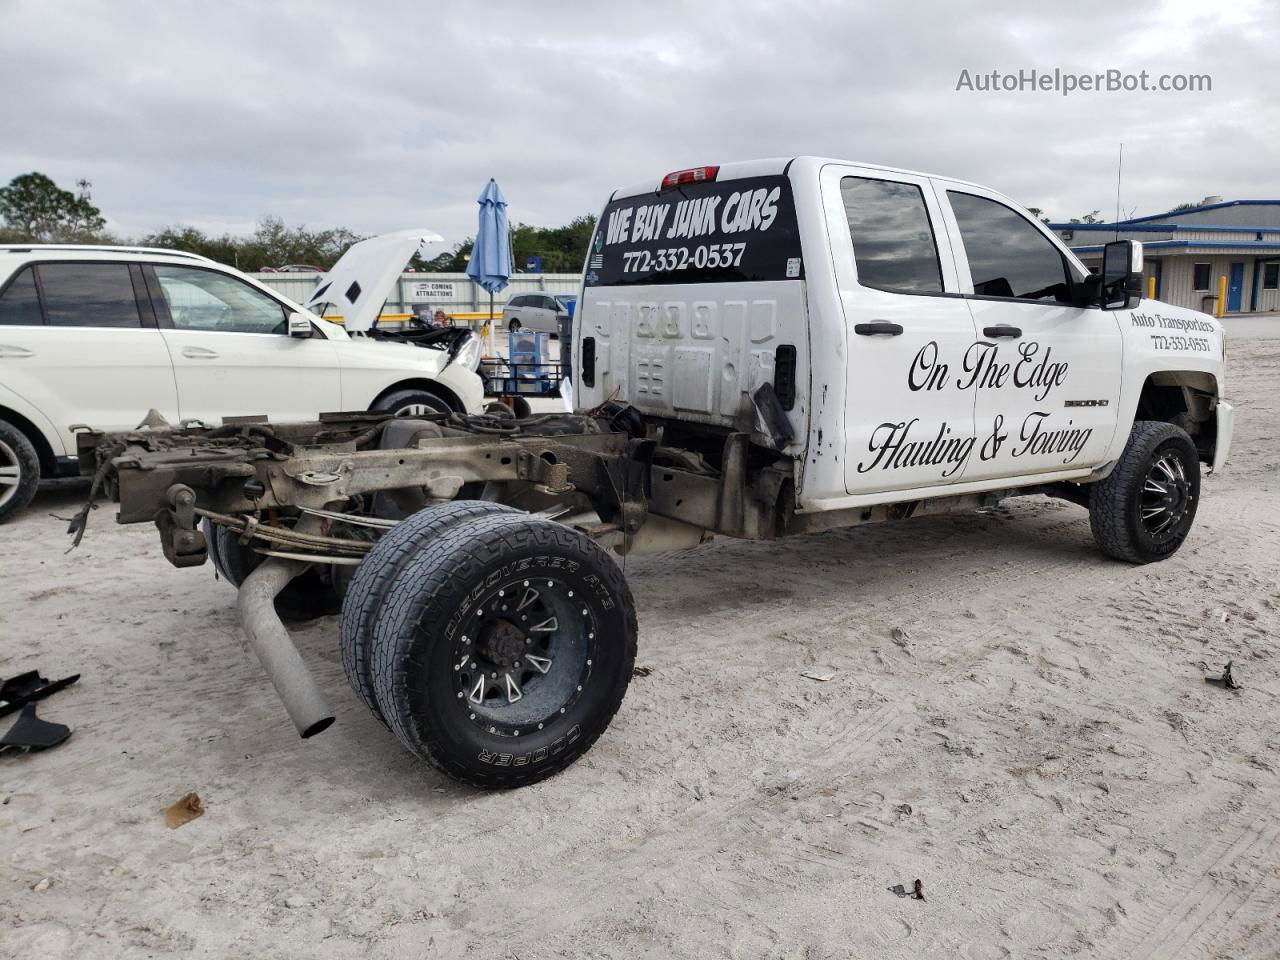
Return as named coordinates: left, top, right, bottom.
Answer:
left=373, top=389, right=454, bottom=418
left=0, top=419, right=40, bottom=524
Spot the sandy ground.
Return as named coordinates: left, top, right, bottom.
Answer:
left=3, top=337, right=1279, bottom=960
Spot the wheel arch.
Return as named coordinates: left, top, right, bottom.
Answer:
left=1134, top=370, right=1219, bottom=464
left=370, top=378, right=464, bottom=413
left=0, top=402, right=60, bottom=474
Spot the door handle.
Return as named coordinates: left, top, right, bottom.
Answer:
left=0, top=345, right=34, bottom=358
left=854, top=321, right=904, bottom=336
left=182, top=346, right=219, bottom=359
left=983, top=324, right=1022, bottom=338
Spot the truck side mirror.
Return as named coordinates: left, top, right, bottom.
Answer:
left=287, top=312, right=313, bottom=338
left=1100, top=239, right=1144, bottom=310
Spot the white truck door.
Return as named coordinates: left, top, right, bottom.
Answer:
left=0, top=262, right=179, bottom=450
left=147, top=264, right=342, bottom=424
left=937, top=186, right=1123, bottom=482
left=824, top=166, right=980, bottom=495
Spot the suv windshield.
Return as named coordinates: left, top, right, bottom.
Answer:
left=586, top=175, right=802, bottom=286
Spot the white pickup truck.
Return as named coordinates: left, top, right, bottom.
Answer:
left=80, top=156, right=1234, bottom=788
left=576, top=156, right=1233, bottom=565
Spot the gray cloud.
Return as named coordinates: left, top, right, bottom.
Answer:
left=1, top=0, right=1274, bottom=247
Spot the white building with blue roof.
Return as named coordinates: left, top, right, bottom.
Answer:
left=1051, top=199, right=1280, bottom=315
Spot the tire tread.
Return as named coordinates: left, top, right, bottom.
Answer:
left=0, top=419, right=41, bottom=524
left=1090, top=419, right=1198, bottom=564
left=338, top=501, right=515, bottom=722
left=370, top=513, right=636, bottom=788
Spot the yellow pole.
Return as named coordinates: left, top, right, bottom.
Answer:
left=1216, top=274, right=1227, bottom=318
left=1147, top=275, right=1156, bottom=300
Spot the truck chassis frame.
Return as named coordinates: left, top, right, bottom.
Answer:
left=73, top=408, right=1070, bottom=787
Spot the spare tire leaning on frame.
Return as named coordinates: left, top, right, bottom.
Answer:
left=368, top=511, right=638, bottom=789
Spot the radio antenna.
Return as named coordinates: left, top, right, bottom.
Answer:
left=1114, top=142, right=1124, bottom=239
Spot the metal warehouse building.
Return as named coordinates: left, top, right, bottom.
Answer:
left=1051, top=199, right=1280, bottom=315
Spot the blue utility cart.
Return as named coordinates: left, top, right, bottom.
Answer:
left=480, top=331, right=565, bottom=401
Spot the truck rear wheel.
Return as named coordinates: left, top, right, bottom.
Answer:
left=369, top=512, right=637, bottom=788
left=339, top=500, right=516, bottom=724
left=1089, top=420, right=1200, bottom=564
left=0, top=419, right=40, bottom=524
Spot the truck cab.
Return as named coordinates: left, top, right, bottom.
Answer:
left=574, top=157, right=1232, bottom=547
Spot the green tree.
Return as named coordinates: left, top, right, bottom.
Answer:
left=141, top=218, right=366, bottom=271
left=0, top=172, right=107, bottom=241
left=1070, top=210, right=1102, bottom=224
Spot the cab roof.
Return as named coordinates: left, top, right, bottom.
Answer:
left=609, top=156, right=990, bottom=201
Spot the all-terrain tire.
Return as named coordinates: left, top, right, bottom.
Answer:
left=210, top=523, right=342, bottom=621
left=508, top=318, right=521, bottom=332
left=1089, top=420, right=1201, bottom=564
left=369, top=512, right=637, bottom=788
left=0, top=419, right=40, bottom=524
left=339, top=500, right=516, bottom=724
left=373, top=389, right=455, bottom=417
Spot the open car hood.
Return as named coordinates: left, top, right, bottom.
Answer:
left=306, top=229, right=444, bottom=332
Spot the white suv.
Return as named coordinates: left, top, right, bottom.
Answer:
left=0, top=245, right=485, bottom=521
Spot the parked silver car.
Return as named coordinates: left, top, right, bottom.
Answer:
left=502, top=292, right=571, bottom=333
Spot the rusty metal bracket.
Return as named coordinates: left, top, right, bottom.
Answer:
left=155, top=483, right=207, bottom=568
left=594, top=439, right=655, bottom=533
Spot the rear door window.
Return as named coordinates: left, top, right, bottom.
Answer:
left=841, top=177, right=943, bottom=294
left=0, top=267, right=44, bottom=326
left=586, top=174, right=803, bottom=286
left=37, top=262, right=143, bottom=327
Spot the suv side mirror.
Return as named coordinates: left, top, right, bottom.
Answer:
left=1100, top=239, right=1144, bottom=310
left=287, top=311, right=313, bottom=337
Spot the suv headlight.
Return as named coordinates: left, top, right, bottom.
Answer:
left=453, top=332, right=481, bottom=372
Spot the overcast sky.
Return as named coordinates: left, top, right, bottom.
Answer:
left=1, top=0, right=1275, bottom=251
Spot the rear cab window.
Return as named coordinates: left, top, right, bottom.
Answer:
left=585, top=174, right=803, bottom=287
left=841, top=176, right=944, bottom=294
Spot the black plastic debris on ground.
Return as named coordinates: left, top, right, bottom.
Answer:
left=1204, top=660, right=1241, bottom=690
left=888, top=879, right=926, bottom=901
left=0, top=670, right=80, bottom=718
left=1, top=703, right=72, bottom=754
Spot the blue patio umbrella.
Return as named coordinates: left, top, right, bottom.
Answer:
left=465, top=179, right=513, bottom=330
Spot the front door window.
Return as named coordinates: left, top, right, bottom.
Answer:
left=153, top=265, right=288, bottom=334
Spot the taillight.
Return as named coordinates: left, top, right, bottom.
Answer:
left=660, top=166, right=719, bottom=191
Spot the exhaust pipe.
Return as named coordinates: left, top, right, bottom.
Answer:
left=236, top=557, right=335, bottom=738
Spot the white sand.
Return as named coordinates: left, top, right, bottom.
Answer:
left=3, top=337, right=1277, bottom=959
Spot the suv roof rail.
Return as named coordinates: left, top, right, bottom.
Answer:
left=0, top=244, right=217, bottom=263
